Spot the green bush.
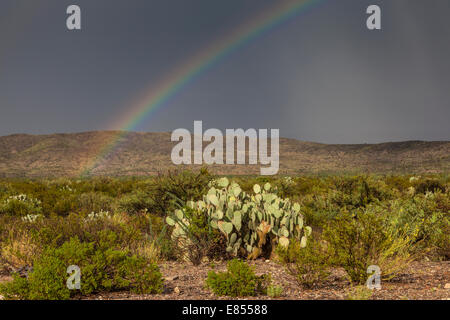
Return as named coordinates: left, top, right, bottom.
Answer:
left=168, top=204, right=224, bottom=265
left=117, top=190, right=154, bottom=214
left=149, top=169, right=212, bottom=216
left=0, top=274, right=30, bottom=300
left=384, top=175, right=412, bottom=193
left=345, top=285, right=374, bottom=300
left=0, top=212, right=164, bottom=276
left=277, top=235, right=332, bottom=288
left=205, top=259, right=269, bottom=297
left=0, top=194, right=42, bottom=216
left=324, top=210, right=415, bottom=284
left=78, top=192, right=115, bottom=214
left=52, top=194, right=80, bottom=216
left=387, top=192, right=450, bottom=259
left=266, top=285, right=283, bottom=298
left=330, top=176, right=393, bottom=209
left=0, top=236, right=163, bottom=299
left=415, top=179, right=446, bottom=194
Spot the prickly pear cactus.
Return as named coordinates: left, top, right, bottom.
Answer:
left=166, top=178, right=311, bottom=259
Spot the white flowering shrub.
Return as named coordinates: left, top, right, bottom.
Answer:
left=283, top=176, right=294, bottom=185
left=60, top=185, right=75, bottom=192
left=0, top=194, right=42, bottom=216
left=21, top=214, right=43, bottom=223
left=85, top=209, right=112, bottom=221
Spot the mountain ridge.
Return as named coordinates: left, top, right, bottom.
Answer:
left=0, top=131, right=448, bottom=177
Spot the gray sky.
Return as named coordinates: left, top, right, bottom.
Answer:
left=0, top=0, right=449, bottom=143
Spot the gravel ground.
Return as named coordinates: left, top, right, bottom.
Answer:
left=1, top=260, right=448, bottom=300
left=79, top=260, right=450, bottom=300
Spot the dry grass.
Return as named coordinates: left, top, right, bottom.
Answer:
left=0, top=230, right=39, bottom=269
left=133, top=241, right=161, bottom=263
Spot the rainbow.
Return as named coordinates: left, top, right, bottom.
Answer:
left=80, top=0, right=324, bottom=176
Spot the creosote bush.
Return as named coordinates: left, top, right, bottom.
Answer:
left=324, top=210, right=416, bottom=284
left=205, top=259, right=270, bottom=297
left=277, top=234, right=332, bottom=288
left=149, top=168, right=213, bottom=216
left=0, top=236, right=163, bottom=300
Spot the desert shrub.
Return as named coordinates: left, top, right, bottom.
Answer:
left=0, top=194, right=42, bottom=216
left=329, top=176, right=393, bottom=209
left=332, top=176, right=361, bottom=194
left=387, top=192, right=449, bottom=259
left=133, top=239, right=161, bottom=263
left=345, top=285, right=374, bottom=300
left=266, top=285, right=283, bottom=298
left=290, top=176, right=328, bottom=197
left=117, top=189, right=154, bottom=214
left=148, top=168, right=212, bottom=216
left=299, top=194, right=340, bottom=228
left=415, top=179, right=446, bottom=194
left=277, top=235, right=332, bottom=288
left=3, top=180, right=67, bottom=216
left=78, top=192, right=115, bottom=214
left=0, top=228, right=39, bottom=269
left=1, top=174, right=448, bottom=275
left=28, top=213, right=141, bottom=248
left=166, top=204, right=224, bottom=265
left=52, top=194, right=80, bottom=216
left=153, top=231, right=178, bottom=261
left=0, top=236, right=163, bottom=300
left=384, top=175, right=412, bottom=193
left=136, top=213, right=178, bottom=261
left=0, top=212, right=162, bottom=271
left=130, top=214, right=169, bottom=262
left=0, top=181, right=12, bottom=194
left=205, top=259, right=269, bottom=297
left=74, top=177, right=128, bottom=197
left=324, top=210, right=416, bottom=284
left=234, top=176, right=273, bottom=193
left=298, top=176, right=395, bottom=229
left=273, top=176, right=296, bottom=198
left=0, top=274, right=30, bottom=300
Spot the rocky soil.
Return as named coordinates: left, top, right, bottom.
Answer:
left=1, top=260, right=448, bottom=300
left=86, top=260, right=450, bottom=300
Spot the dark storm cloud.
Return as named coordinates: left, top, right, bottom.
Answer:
left=0, top=0, right=449, bottom=143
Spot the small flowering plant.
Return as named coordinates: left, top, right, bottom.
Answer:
left=85, top=209, right=112, bottom=221
left=21, top=214, right=43, bottom=223
left=0, top=194, right=42, bottom=216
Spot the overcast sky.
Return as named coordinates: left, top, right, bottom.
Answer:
left=0, top=0, right=449, bottom=143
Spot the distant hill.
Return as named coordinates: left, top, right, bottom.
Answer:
left=0, top=131, right=448, bottom=177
